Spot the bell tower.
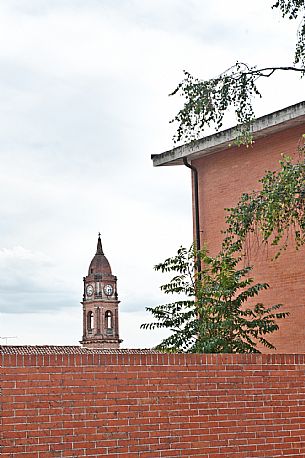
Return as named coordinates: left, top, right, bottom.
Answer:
left=80, top=234, right=122, bottom=349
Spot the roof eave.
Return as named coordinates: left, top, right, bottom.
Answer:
left=152, top=100, right=305, bottom=167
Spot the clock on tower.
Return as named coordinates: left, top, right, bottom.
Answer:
left=80, top=233, right=122, bottom=349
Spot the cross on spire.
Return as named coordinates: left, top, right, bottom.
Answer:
left=96, top=232, right=104, bottom=255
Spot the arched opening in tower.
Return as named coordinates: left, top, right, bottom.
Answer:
left=105, top=310, right=113, bottom=335
left=87, top=311, right=94, bottom=333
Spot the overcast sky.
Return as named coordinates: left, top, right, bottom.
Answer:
left=0, top=0, right=303, bottom=348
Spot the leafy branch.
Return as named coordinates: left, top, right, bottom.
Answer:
left=272, top=0, right=305, bottom=66
left=223, top=144, right=305, bottom=258
left=170, top=64, right=305, bottom=145
left=170, top=1, right=305, bottom=145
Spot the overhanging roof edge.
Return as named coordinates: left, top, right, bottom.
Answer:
left=152, top=100, right=305, bottom=167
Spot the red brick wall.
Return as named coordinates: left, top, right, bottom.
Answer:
left=192, top=124, right=305, bottom=353
left=2, top=352, right=305, bottom=457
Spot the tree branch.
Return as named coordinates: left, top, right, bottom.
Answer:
left=170, top=61, right=305, bottom=145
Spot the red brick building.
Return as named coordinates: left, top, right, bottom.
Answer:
left=152, top=101, right=305, bottom=353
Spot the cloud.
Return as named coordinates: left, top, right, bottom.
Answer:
left=0, top=246, right=77, bottom=313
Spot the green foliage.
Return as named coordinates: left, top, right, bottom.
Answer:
left=272, top=0, right=305, bottom=66
left=170, top=1, right=305, bottom=145
left=224, top=148, right=305, bottom=258
left=170, top=65, right=260, bottom=145
left=141, top=245, right=288, bottom=353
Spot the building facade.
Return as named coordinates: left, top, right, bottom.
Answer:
left=152, top=101, right=305, bottom=353
left=80, top=234, right=122, bottom=349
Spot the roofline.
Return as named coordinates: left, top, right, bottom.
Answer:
left=152, top=100, right=305, bottom=167
left=0, top=345, right=160, bottom=354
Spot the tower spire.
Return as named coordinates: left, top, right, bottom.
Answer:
left=80, top=234, right=122, bottom=349
left=96, top=232, right=104, bottom=255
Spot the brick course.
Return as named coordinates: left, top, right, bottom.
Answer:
left=2, top=348, right=305, bottom=457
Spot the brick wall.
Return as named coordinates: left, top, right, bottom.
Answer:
left=2, top=349, right=305, bottom=457
left=192, top=124, right=305, bottom=353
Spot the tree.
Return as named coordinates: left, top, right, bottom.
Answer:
left=170, top=1, right=305, bottom=145
left=223, top=145, right=305, bottom=259
left=141, top=244, right=288, bottom=353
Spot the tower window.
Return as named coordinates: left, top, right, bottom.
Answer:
left=87, top=311, right=94, bottom=332
left=105, top=310, right=113, bottom=329
left=96, top=307, right=101, bottom=334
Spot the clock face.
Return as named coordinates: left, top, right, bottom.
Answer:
left=86, top=284, right=94, bottom=296
left=104, top=284, right=113, bottom=296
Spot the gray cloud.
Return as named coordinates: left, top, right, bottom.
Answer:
left=0, top=0, right=302, bottom=344
left=0, top=247, right=77, bottom=313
